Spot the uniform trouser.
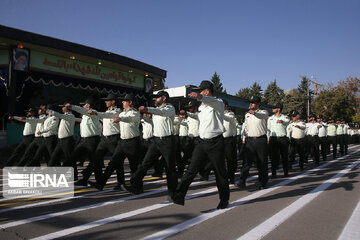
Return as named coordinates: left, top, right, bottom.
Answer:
left=63, top=136, right=100, bottom=181
left=241, top=135, right=268, bottom=185
left=91, top=135, right=120, bottom=182
left=100, top=137, right=140, bottom=186
left=153, top=135, right=181, bottom=175
left=327, top=136, right=337, bottom=157
left=289, top=138, right=306, bottom=169
left=224, top=136, right=237, bottom=182
left=319, top=137, right=327, bottom=161
left=177, top=135, right=229, bottom=201
left=130, top=136, right=177, bottom=196
left=237, top=135, right=244, bottom=160
left=344, top=134, right=349, bottom=154
left=269, top=136, right=289, bottom=176
left=27, top=135, right=57, bottom=166
left=307, top=135, right=320, bottom=164
left=48, top=136, right=75, bottom=166
left=6, top=134, right=34, bottom=166
left=337, top=135, right=345, bottom=155
left=17, top=137, right=46, bottom=166
left=177, top=136, right=192, bottom=177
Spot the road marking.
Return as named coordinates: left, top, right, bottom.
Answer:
left=29, top=187, right=219, bottom=240
left=0, top=175, right=221, bottom=229
left=141, top=150, right=360, bottom=240
left=338, top=200, right=360, bottom=240
left=0, top=174, right=166, bottom=205
left=237, top=159, right=360, bottom=239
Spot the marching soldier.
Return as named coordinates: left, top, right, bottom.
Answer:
left=236, top=120, right=244, bottom=161
left=317, top=115, right=328, bottom=161
left=238, top=95, right=269, bottom=190
left=17, top=105, right=47, bottom=166
left=26, top=104, right=59, bottom=166
left=287, top=110, right=306, bottom=170
left=47, top=103, right=81, bottom=166
left=63, top=99, right=101, bottom=184
left=222, top=100, right=238, bottom=184
left=267, top=103, right=290, bottom=178
left=87, top=93, right=123, bottom=189
left=336, top=119, right=345, bottom=156
left=327, top=119, right=337, bottom=159
left=6, top=108, right=37, bottom=166
left=173, top=80, right=230, bottom=209
left=342, top=120, right=349, bottom=154
left=305, top=114, right=322, bottom=166
left=90, top=93, right=141, bottom=191
left=123, top=90, right=178, bottom=199
left=177, top=110, right=189, bottom=178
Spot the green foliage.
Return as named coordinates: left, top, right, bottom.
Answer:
left=236, top=87, right=251, bottom=100
left=211, top=72, right=226, bottom=93
left=314, top=86, right=354, bottom=122
left=352, top=114, right=360, bottom=123
left=263, top=80, right=285, bottom=106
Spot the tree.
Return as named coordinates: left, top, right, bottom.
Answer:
left=236, top=82, right=263, bottom=101
left=249, top=82, right=263, bottom=98
left=314, top=86, right=354, bottom=122
left=296, top=76, right=314, bottom=119
left=352, top=114, right=360, bottom=123
left=338, top=77, right=360, bottom=114
left=263, top=80, right=285, bottom=106
left=211, top=72, right=227, bottom=93
left=236, top=87, right=251, bottom=100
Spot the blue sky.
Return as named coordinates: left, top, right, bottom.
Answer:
left=1, top=0, right=360, bottom=94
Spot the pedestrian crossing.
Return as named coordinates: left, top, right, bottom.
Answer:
left=0, top=145, right=359, bottom=240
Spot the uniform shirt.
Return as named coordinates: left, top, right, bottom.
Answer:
left=14, top=116, right=37, bottom=136
left=41, top=115, right=59, bottom=137
left=33, top=115, right=47, bottom=137
left=119, top=108, right=140, bottom=140
left=223, top=110, right=238, bottom=138
left=190, top=95, right=225, bottom=139
left=267, top=113, right=289, bottom=138
left=318, top=122, right=328, bottom=137
left=95, top=107, right=121, bottom=137
left=173, top=116, right=181, bottom=135
left=242, top=109, right=268, bottom=140
left=141, top=116, right=153, bottom=139
left=336, top=124, right=344, bottom=135
left=179, top=119, right=189, bottom=137
left=72, top=105, right=101, bottom=138
left=343, top=124, right=349, bottom=135
left=147, top=103, right=175, bottom=137
left=47, top=110, right=80, bottom=139
left=287, top=120, right=306, bottom=139
left=306, top=122, right=321, bottom=136
left=349, top=129, right=356, bottom=136
left=327, top=124, right=337, bottom=136
left=236, top=124, right=242, bottom=136
left=186, top=112, right=200, bottom=138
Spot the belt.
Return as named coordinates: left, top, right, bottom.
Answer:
left=200, top=134, right=223, bottom=142
left=24, top=134, right=35, bottom=137
left=154, top=135, right=173, bottom=140
left=143, top=137, right=154, bottom=141
left=59, top=136, right=74, bottom=140
left=44, top=135, right=57, bottom=139
left=121, top=136, right=139, bottom=142
left=103, top=134, right=119, bottom=139
left=247, top=135, right=266, bottom=139
left=270, top=136, right=287, bottom=139
left=82, top=135, right=99, bottom=139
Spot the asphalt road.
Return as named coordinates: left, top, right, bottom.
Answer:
left=0, top=144, right=359, bottom=240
